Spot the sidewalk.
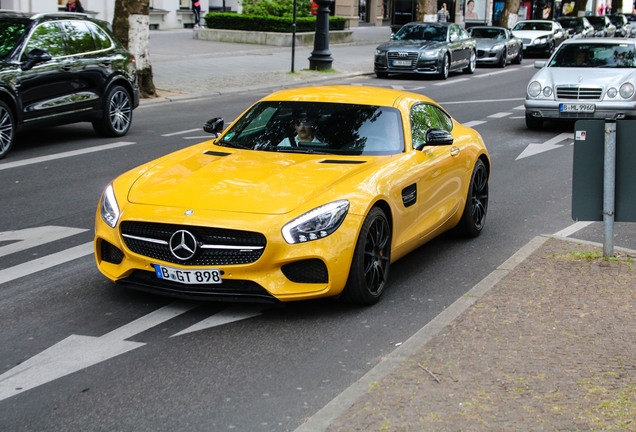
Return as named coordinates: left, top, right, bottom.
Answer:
left=146, top=26, right=390, bottom=101
left=146, top=28, right=635, bottom=431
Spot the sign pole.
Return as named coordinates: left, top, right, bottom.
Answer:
left=603, top=120, right=616, bottom=257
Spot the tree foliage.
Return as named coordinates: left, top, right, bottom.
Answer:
left=241, top=0, right=312, bottom=17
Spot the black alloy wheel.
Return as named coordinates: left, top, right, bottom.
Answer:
left=0, top=101, right=15, bottom=159
left=456, top=159, right=489, bottom=237
left=93, top=85, right=133, bottom=137
left=342, top=207, right=391, bottom=305
left=525, top=112, right=543, bottom=130
left=545, top=41, right=555, bottom=57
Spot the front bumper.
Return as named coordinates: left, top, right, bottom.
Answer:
left=525, top=99, right=636, bottom=120
left=94, top=204, right=363, bottom=303
left=374, top=54, right=442, bottom=75
left=476, top=49, right=504, bottom=64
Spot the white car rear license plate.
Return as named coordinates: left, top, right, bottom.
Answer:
left=392, top=60, right=411, bottom=66
left=154, top=264, right=222, bottom=284
left=560, top=103, right=595, bottom=113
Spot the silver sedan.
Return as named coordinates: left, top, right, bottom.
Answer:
left=468, top=26, right=523, bottom=67
left=525, top=38, right=636, bottom=129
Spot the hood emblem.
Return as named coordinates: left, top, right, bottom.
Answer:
left=169, top=230, right=198, bottom=261
left=397, top=51, right=409, bottom=57
left=185, top=209, right=194, bottom=216
left=577, top=75, right=583, bottom=83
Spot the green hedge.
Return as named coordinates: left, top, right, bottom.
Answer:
left=203, top=13, right=347, bottom=33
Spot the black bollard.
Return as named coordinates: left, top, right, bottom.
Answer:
left=308, top=0, right=334, bottom=70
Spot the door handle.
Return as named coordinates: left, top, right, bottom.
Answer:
left=60, top=64, right=71, bottom=71
left=450, top=146, right=460, bottom=157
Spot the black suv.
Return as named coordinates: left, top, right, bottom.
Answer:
left=0, top=11, right=139, bottom=159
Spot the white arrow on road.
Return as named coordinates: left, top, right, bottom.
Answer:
left=172, top=306, right=262, bottom=337
left=516, top=132, right=573, bottom=160
left=0, top=226, right=87, bottom=258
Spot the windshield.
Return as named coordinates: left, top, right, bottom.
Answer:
left=0, top=20, right=28, bottom=59
left=513, top=22, right=552, bottom=31
left=585, top=16, right=606, bottom=29
left=218, top=101, right=405, bottom=156
left=558, top=18, right=583, bottom=29
left=393, top=24, right=447, bottom=42
left=549, top=43, right=636, bottom=68
left=470, top=28, right=506, bottom=39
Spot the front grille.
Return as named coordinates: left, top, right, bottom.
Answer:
left=556, top=86, right=603, bottom=100
left=522, top=38, right=532, bottom=45
left=281, top=259, right=328, bottom=284
left=387, top=52, right=418, bottom=69
left=100, top=240, right=124, bottom=264
left=120, top=221, right=266, bottom=266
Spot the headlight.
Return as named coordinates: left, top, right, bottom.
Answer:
left=619, top=82, right=635, bottom=99
left=282, top=200, right=349, bottom=244
left=543, top=86, right=553, bottom=97
left=100, top=183, right=120, bottom=228
left=375, top=48, right=385, bottom=56
left=536, top=37, right=548, bottom=44
left=422, top=48, right=440, bottom=57
left=607, top=87, right=618, bottom=98
left=492, top=43, right=504, bottom=50
left=528, top=81, right=542, bottom=97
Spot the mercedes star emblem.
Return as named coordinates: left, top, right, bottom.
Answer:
left=169, top=230, right=198, bottom=261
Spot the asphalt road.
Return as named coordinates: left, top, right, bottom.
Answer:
left=1, top=64, right=634, bottom=432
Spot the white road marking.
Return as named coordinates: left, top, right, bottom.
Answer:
left=554, top=222, right=594, bottom=238
left=516, top=132, right=573, bottom=160
left=161, top=128, right=200, bottom=137
left=489, top=112, right=512, bottom=118
left=0, top=142, right=136, bottom=171
left=440, top=97, right=524, bottom=105
left=434, top=78, right=470, bottom=86
left=0, top=226, right=87, bottom=259
left=0, top=242, right=93, bottom=285
left=514, top=105, right=525, bottom=110
left=463, top=120, right=487, bottom=128
left=172, top=306, right=263, bottom=337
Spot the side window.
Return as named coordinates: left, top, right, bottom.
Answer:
left=23, top=22, right=65, bottom=59
left=411, top=104, right=453, bottom=145
left=60, top=21, right=97, bottom=55
left=87, top=22, right=113, bottom=50
left=449, top=25, right=459, bottom=41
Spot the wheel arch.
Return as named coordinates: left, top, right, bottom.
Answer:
left=0, top=87, right=19, bottom=123
left=103, top=74, right=137, bottom=108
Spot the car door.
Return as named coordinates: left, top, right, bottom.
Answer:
left=59, top=20, right=110, bottom=112
left=402, top=102, right=466, bottom=242
left=448, top=24, right=467, bottom=69
left=17, top=21, right=74, bottom=123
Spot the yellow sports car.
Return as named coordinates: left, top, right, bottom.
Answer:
left=95, top=86, right=490, bottom=305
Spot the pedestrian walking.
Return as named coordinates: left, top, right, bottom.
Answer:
left=437, top=3, right=450, bottom=22
left=192, top=0, right=202, bottom=28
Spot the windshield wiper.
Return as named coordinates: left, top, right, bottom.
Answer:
left=270, top=146, right=331, bottom=155
left=218, top=141, right=252, bottom=150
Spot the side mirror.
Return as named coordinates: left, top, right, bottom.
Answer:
left=425, top=129, right=454, bottom=146
left=203, top=117, right=224, bottom=136
left=535, top=60, right=547, bottom=68
left=21, top=48, right=52, bottom=71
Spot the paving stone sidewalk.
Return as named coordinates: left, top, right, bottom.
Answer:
left=325, top=237, right=635, bottom=431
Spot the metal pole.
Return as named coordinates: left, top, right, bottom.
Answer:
left=291, top=0, right=297, bottom=73
left=603, top=120, right=616, bottom=257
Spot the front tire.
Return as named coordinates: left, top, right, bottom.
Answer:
left=0, top=101, right=15, bottom=159
left=456, top=159, right=488, bottom=237
left=525, top=112, right=543, bottom=130
left=375, top=71, right=388, bottom=79
left=438, top=54, right=450, bottom=80
left=93, top=85, right=133, bottom=137
left=341, top=207, right=391, bottom=305
left=464, top=50, right=476, bottom=74
left=498, top=48, right=507, bottom=68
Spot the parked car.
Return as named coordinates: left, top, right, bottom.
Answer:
left=95, top=86, right=491, bottom=305
left=586, top=15, right=617, bottom=37
left=511, top=20, right=567, bottom=57
left=609, top=14, right=632, bottom=38
left=374, top=22, right=477, bottom=80
left=624, top=13, right=636, bottom=36
left=524, top=39, right=636, bottom=129
left=557, top=16, right=595, bottom=39
left=0, top=11, right=139, bottom=159
left=468, top=26, right=523, bottom=67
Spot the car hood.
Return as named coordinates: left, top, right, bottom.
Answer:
left=377, top=40, right=444, bottom=51
left=127, top=147, right=379, bottom=215
left=534, top=67, right=636, bottom=88
left=512, top=30, right=551, bottom=39
left=474, top=38, right=504, bottom=49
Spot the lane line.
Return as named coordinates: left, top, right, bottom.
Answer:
left=0, top=242, right=93, bottom=285
left=554, top=221, right=594, bottom=238
left=0, top=141, right=136, bottom=171
left=434, top=78, right=470, bottom=86
left=489, top=112, right=512, bottom=118
left=161, top=128, right=201, bottom=137
left=463, top=120, right=487, bottom=127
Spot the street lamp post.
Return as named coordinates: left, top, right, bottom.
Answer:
left=308, top=0, right=334, bottom=70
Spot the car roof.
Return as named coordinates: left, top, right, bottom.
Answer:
left=261, top=86, right=435, bottom=107
left=0, top=10, right=91, bottom=22
left=561, top=37, right=635, bottom=45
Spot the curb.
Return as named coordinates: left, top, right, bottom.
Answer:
left=294, top=235, right=551, bottom=432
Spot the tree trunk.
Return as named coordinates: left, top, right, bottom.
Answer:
left=499, top=0, right=522, bottom=29
left=417, top=0, right=437, bottom=22
left=113, top=0, right=156, bottom=98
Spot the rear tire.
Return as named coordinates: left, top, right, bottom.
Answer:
left=93, top=85, right=133, bottom=137
left=341, top=207, right=391, bottom=305
left=438, top=54, right=450, bottom=80
left=456, top=159, right=488, bottom=237
left=498, top=48, right=507, bottom=68
left=0, top=101, right=15, bottom=159
left=464, top=50, right=476, bottom=74
left=513, top=47, right=523, bottom=64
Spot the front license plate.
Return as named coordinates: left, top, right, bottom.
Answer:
left=392, top=59, right=411, bottom=66
left=560, top=103, right=595, bottom=113
left=154, top=264, right=222, bottom=284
